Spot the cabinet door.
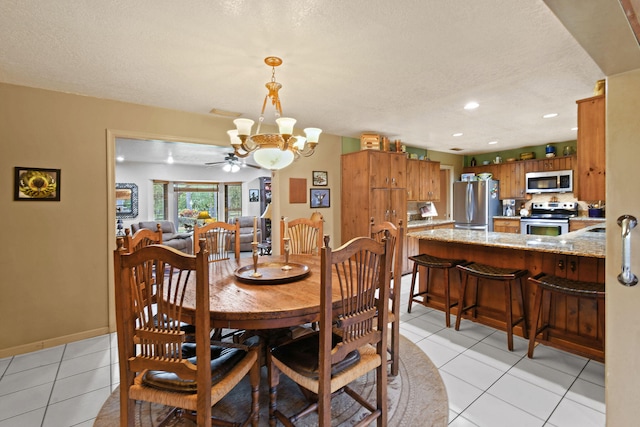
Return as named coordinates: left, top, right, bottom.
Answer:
left=499, top=162, right=526, bottom=199
left=371, top=189, right=390, bottom=225
left=389, top=153, right=407, bottom=188
left=406, top=159, right=419, bottom=201
left=577, top=95, right=606, bottom=201
left=426, top=161, right=441, bottom=201
left=389, top=188, right=407, bottom=227
left=369, top=151, right=390, bottom=188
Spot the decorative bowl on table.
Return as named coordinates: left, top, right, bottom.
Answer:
left=476, top=173, right=493, bottom=181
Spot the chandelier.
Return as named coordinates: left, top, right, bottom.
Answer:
left=227, top=56, right=322, bottom=170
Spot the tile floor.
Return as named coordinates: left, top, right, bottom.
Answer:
left=0, top=275, right=605, bottom=426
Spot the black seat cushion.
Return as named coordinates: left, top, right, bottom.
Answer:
left=271, top=332, right=360, bottom=379
left=142, top=345, right=247, bottom=393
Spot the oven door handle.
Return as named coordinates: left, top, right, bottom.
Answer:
left=617, top=215, right=638, bottom=286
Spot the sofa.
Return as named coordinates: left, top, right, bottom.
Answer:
left=131, top=221, right=193, bottom=254
left=228, top=216, right=261, bottom=252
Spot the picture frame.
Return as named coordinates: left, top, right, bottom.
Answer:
left=312, top=170, right=328, bottom=186
left=116, top=183, right=139, bottom=219
left=310, top=188, right=330, bottom=208
left=249, top=189, right=259, bottom=202
left=14, top=167, right=61, bottom=201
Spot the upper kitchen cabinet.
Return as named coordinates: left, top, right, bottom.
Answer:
left=367, top=150, right=407, bottom=189
left=497, top=161, right=525, bottom=199
left=576, top=95, right=606, bottom=201
left=407, top=159, right=441, bottom=201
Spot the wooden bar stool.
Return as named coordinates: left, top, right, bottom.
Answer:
left=455, top=262, right=529, bottom=351
left=527, top=273, right=605, bottom=362
left=408, top=254, right=466, bottom=327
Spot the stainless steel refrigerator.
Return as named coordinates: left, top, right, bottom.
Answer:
left=453, top=180, right=501, bottom=231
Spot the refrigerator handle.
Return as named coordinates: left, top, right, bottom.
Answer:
left=466, top=183, right=474, bottom=223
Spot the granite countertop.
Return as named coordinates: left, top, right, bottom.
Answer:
left=570, top=216, right=607, bottom=222
left=406, top=219, right=455, bottom=229
left=407, top=223, right=605, bottom=258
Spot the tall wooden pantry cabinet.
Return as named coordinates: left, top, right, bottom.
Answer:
left=341, top=150, right=407, bottom=244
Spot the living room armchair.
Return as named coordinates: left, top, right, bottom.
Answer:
left=131, top=220, right=193, bottom=254
left=228, top=216, right=261, bottom=252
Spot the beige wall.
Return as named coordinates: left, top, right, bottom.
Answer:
left=270, top=132, right=342, bottom=253
left=605, top=69, right=640, bottom=425
left=0, top=82, right=342, bottom=356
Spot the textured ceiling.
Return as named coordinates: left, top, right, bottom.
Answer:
left=0, top=0, right=611, bottom=162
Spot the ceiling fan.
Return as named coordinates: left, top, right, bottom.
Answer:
left=205, top=153, right=262, bottom=172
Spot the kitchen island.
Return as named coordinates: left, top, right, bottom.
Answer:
left=407, top=225, right=605, bottom=360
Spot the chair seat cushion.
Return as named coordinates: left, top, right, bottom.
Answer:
left=270, top=332, right=360, bottom=379
left=141, top=345, right=247, bottom=393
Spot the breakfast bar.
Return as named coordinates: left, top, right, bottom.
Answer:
left=407, top=225, right=606, bottom=360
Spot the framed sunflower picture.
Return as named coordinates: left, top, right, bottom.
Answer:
left=14, top=167, right=61, bottom=201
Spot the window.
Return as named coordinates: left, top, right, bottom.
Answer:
left=153, top=180, right=168, bottom=220
left=174, top=182, right=219, bottom=231
left=225, top=183, right=242, bottom=221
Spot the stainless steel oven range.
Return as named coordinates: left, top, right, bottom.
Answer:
left=520, top=201, right=578, bottom=236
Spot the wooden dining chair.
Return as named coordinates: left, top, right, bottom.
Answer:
left=123, top=223, right=162, bottom=253
left=113, top=237, right=260, bottom=427
left=369, top=217, right=404, bottom=376
left=280, top=215, right=323, bottom=255
left=193, top=219, right=240, bottom=262
left=268, top=234, right=392, bottom=426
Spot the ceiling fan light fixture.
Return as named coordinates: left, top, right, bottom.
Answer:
left=228, top=57, right=321, bottom=170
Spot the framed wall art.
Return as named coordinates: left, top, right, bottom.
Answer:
left=312, top=171, right=328, bottom=186
left=14, top=167, right=61, bottom=201
left=249, top=189, right=259, bottom=202
left=310, top=188, right=330, bottom=208
left=116, top=183, right=139, bottom=218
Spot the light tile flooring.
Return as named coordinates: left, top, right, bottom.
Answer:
left=0, top=275, right=605, bottom=427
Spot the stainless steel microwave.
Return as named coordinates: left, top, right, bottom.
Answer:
left=525, top=169, right=573, bottom=194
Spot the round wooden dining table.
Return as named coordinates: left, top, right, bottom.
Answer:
left=180, top=254, right=337, bottom=331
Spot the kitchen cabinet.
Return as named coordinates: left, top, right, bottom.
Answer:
left=493, top=217, right=521, bottom=234
left=407, top=159, right=441, bottom=201
left=368, top=150, right=406, bottom=189
left=576, top=95, right=606, bottom=201
left=341, top=150, right=407, bottom=244
left=497, top=162, right=526, bottom=199
left=420, top=160, right=441, bottom=201
left=533, top=155, right=574, bottom=172
left=463, top=155, right=575, bottom=200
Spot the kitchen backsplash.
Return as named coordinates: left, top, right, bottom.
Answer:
left=517, top=193, right=597, bottom=216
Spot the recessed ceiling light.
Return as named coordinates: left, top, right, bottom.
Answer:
left=452, top=132, right=463, bottom=137
left=543, top=113, right=558, bottom=118
left=167, top=155, right=175, bottom=164
left=116, top=156, right=125, bottom=162
left=488, top=141, right=498, bottom=145
left=464, top=102, right=479, bottom=110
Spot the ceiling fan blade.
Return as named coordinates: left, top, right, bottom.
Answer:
left=204, top=161, right=226, bottom=166
left=243, top=163, right=262, bottom=169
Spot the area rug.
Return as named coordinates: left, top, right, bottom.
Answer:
left=94, top=336, right=448, bottom=426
